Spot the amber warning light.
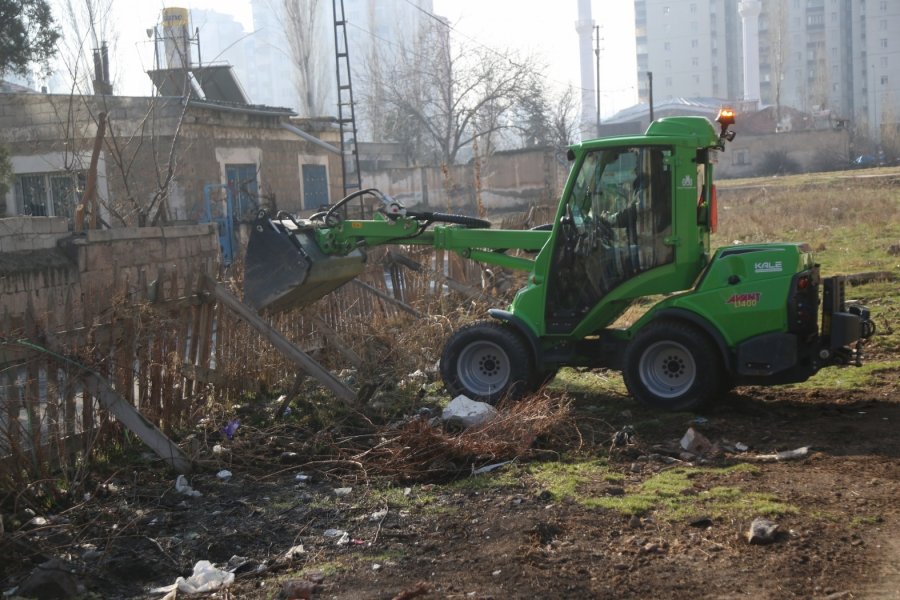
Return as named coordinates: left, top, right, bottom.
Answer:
left=716, top=107, right=736, bottom=144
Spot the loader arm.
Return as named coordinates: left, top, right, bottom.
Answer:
left=244, top=209, right=551, bottom=313
left=316, top=215, right=551, bottom=272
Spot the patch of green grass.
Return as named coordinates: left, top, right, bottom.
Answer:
left=446, top=466, right=522, bottom=492
left=786, top=360, right=900, bottom=390
left=850, top=515, right=882, bottom=527
left=529, top=460, right=794, bottom=520
left=550, top=368, right=627, bottom=396
left=528, top=460, right=612, bottom=499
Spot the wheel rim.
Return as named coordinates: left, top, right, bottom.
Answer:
left=638, top=340, right=696, bottom=399
left=456, top=340, right=510, bottom=397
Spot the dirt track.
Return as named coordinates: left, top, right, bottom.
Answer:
left=3, top=365, right=898, bottom=600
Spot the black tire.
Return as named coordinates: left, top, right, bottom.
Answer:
left=440, top=321, right=534, bottom=404
left=622, top=320, right=724, bottom=412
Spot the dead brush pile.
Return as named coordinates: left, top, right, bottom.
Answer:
left=211, top=392, right=578, bottom=485
left=337, top=392, right=577, bottom=482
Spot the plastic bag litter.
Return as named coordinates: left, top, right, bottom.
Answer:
left=175, top=475, right=202, bottom=497
left=151, top=560, right=234, bottom=595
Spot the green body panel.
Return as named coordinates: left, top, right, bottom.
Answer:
left=631, top=243, right=814, bottom=347
left=508, top=116, right=721, bottom=341
left=317, top=117, right=727, bottom=348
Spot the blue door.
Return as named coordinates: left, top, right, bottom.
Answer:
left=225, top=164, right=258, bottom=220
left=302, top=164, right=329, bottom=210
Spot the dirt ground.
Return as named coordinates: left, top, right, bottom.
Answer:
left=2, top=349, right=898, bottom=600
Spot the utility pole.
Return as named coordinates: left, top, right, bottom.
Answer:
left=648, top=71, right=655, bottom=122
left=594, top=25, right=601, bottom=137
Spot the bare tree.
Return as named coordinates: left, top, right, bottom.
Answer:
left=549, top=85, right=580, bottom=151
left=282, top=0, right=331, bottom=117
left=374, top=19, right=542, bottom=166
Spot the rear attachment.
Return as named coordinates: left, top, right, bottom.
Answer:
left=244, top=212, right=365, bottom=313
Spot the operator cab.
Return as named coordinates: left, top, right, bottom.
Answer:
left=546, top=145, right=674, bottom=333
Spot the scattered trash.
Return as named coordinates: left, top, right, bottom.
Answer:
left=333, top=487, right=352, bottom=497
left=612, top=425, right=636, bottom=447
left=491, top=569, right=502, bottom=576
left=280, top=452, right=301, bottom=463
left=324, top=528, right=350, bottom=545
left=735, top=442, right=750, bottom=452
left=295, top=473, right=312, bottom=482
left=747, top=517, right=780, bottom=544
left=221, top=419, right=240, bottom=440
left=225, top=555, right=255, bottom=574
left=369, top=509, right=388, bottom=522
left=680, top=427, right=712, bottom=455
left=282, top=545, right=306, bottom=560
left=151, top=560, right=235, bottom=594
left=776, top=446, right=810, bottom=461
left=442, top=395, right=498, bottom=429
left=472, top=460, right=513, bottom=475
left=216, top=470, right=232, bottom=480
left=175, top=475, right=202, bottom=498
left=212, top=444, right=225, bottom=454
left=372, top=563, right=382, bottom=571
left=752, top=446, right=810, bottom=462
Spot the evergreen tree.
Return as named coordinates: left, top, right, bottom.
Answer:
left=0, top=0, right=59, bottom=77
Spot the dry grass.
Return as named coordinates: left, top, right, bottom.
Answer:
left=716, top=175, right=900, bottom=248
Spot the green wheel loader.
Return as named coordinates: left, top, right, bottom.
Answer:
left=244, top=109, right=874, bottom=411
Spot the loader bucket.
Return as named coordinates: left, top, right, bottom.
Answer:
left=243, top=214, right=366, bottom=313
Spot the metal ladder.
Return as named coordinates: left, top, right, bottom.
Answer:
left=332, top=0, right=362, bottom=205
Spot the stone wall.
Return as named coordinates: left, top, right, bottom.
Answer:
left=0, top=217, right=218, bottom=330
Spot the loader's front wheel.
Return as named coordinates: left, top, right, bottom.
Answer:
left=623, top=320, right=723, bottom=412
left=441, top=321, right=533, bottom=405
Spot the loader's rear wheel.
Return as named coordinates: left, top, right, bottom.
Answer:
left=623, top=320, right=723, bottom=412
left=441, top=321, right=533, bottom=405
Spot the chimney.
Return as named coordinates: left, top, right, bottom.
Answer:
left=92, top=44, right=113, bottom=95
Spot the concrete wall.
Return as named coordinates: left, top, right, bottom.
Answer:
left=715, top=129, right=852, bottom=178
left=362, top=148, right=570, bottom=214
left=0, top=217, right=217, bottom=329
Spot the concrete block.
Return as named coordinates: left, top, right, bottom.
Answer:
left=0, top=218, right=31, bottom=237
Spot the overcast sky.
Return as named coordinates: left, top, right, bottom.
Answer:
left=65, top=0, right=637, bottom=119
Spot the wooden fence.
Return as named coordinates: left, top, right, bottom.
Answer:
left=0, top=241, right=506, bottom=487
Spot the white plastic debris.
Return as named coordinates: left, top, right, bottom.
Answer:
left=473, top=460, right=513, bottom=475
left=333, top=487, right=352, bottom=497
left=212, top=444, right=225, bottom=454
left=151, top=560, right=234, bottom=594
left=369, top=509, right=388, bottom=522
left=216, top=470, right=233, bottom=480
left=776, top=446, right=809, bottom=460
left=283, top=545, right=305, bottom=560
left=442, top=395, right=498, bottom=428
left=175, top=475, right=202, bottom=497
left=324, top=529, right=350, bottom=546
left=735, top=442, right=750, bottom=452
